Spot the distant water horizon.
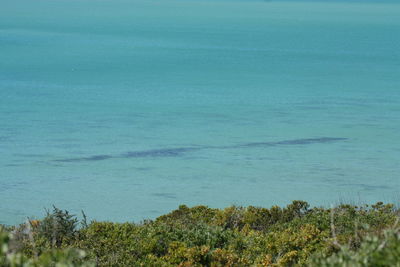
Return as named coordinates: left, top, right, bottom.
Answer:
left=1, top=0, right=399, bottom=225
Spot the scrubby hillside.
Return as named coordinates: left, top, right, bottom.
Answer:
left=1, top=201, right=399, bottom=266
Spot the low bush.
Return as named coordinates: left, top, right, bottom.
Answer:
left=1, top=201, right=398, bottom=266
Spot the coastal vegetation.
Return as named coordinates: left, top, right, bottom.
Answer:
left=1, top=201, right=399, bottom=266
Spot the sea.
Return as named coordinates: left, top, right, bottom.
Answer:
left=1, top=0, right=399, bottom=225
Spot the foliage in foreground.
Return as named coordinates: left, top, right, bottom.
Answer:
left=1, top=201, right=399, bottom=266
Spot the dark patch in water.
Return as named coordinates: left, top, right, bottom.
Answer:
left=149, top=210, right=162, bottom=214
left=88, top=125, right=111, bottom=129
left=122, top=147, right=198, bottom=158
left=0, top=136, right=12, bottom=142
left=274, top=137, right=347, bottom=145
left=135, top=167, right=153, bottom=171
left=241, top=142, right=275, bottom=148
left=55, top=154, right=113, bottom=162
left=152, top=193, right=177, bottom=199
left=4, top=164, right=21, bottom=167
left=86, top=155, right=114, bottom=161
left=338, top=183, right=391, bottom=191
left=55, top=148, right=198, bottom=162
left=54, top=137, right=347, bottom=163
left=242, top=137, right=347, bottom=147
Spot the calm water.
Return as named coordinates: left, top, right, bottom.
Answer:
left=1, top=0, right=399, bottom=225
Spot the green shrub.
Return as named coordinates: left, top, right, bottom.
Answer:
left=309, top=227, right=400, bottom=267
left=3, top=201, right=399, bottom=266
left=0, top=227, right=93, bottom=267
left=37, top=206, right=80, bottom=248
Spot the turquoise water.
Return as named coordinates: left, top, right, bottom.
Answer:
left=1, top=0, right=399, bottom=225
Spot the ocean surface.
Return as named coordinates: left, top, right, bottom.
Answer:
left=1, top=0, right=399, bottom=225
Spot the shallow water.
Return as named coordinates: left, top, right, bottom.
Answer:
left=1, top=0, right=399, bottom=225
